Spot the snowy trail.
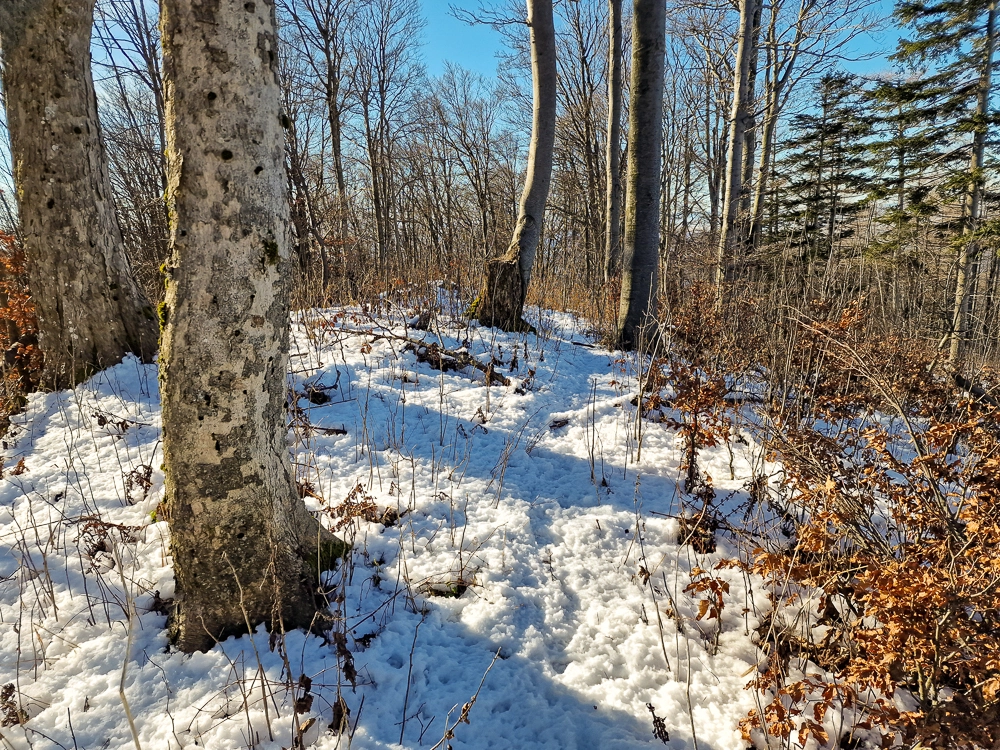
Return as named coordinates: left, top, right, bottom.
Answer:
left=0, top=307, right=771, bottom=750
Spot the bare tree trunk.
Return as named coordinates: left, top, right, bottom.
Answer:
left=715, top=0, right=760, bottom=287
left=287, top=136, right=315, bottom=277
left=604, top=0, right=624, bottom=283
left=281, top=80, right=328, bottom=291
left=474, top=0, right=556, bottom=330
left=159, top=0, right=340, bottom=653
left=748, top=97, right=775, bottom=251
left=326, top=63, right=350, bottom=238
left=0, top=0, right=157, bottom=388
left=739, top=0, right=762, bottom=214
left=616, top=0, right=666, bottom=349
left=949, top=0, right=997, bottom=366
left=748, top=3, right=781, bottom=253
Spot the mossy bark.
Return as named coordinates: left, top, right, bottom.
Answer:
left=474, top=0, right=556, bottom=331
left=475, top=256, right=530, bottom=331
left=160, top=0, right=339, bottom=653
left=0, top=0, right=157, bottom=388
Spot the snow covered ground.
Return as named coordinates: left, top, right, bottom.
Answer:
left=0, top=300, right=782, bottom=750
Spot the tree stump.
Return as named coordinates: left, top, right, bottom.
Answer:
left=474, top=256, right=528, bottom=332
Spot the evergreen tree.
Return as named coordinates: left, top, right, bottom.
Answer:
left=865, top=76, right=942, bottom=267
left=894, top=0, right=999, bottom=363
left=775, top=73, right=871, bottom=280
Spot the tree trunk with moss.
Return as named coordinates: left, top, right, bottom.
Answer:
left=616, top=0, right=666, bottom=350
left=159, top=0, right=341, bottom=653
left=474, top=0, right=556, bottom=331
left=0, top=0, right=157, bottom=388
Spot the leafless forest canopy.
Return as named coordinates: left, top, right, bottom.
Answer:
left=2, top=0, right=997, bottom=371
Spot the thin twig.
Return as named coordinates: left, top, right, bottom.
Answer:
left=111, top=538, right=142, bottom=750
left=428, top=648, right=501, bottom=750
left=399, top=615, right=424, bottom=744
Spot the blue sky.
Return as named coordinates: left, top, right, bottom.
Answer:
left=424, top=0, right=902, bottom=80
left=423, top=2, right=505, bottom=78
left=844, top=0, right=904, bottom=76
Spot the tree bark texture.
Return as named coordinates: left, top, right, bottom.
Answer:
left=474, top=0, right=556, bottom=331
left=159, top=0, right=338, bottom=653
left=604, top=0, right=624, bottom=283
left=0, top=0, right=157, bottom=388
left=616, top=0, right=666, bottom=350
left=739, top=0, right=763, bottom=215
left=949, top=1, right=997, bottom=366
left=715, top=0, right=760, bottom=287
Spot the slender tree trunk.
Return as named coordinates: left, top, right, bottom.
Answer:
left=749, top=5, right=780, bottom=252
left=0, top=0, right=157, bottom=388
left=705, top=54, right=721, bottom=236
left=159, top=0, right=341, bottom=653
left=474, top=0, right=556, bottom=331
left=326, top=67, right=350, bottom=239
left=604, top=0, right=624, bottom=283
left=748, top=98, right=776, bottom=251
left=740, top=0, right=763, bottom=214
left=616, top=0, right=666, bottom=350
left=716, top=0, right=760, bottom=287
left=282, top=66, right=331, bottom=291
left=365, top=115, right=388, bottom=273
left=949, top=0, right=997, bottom=366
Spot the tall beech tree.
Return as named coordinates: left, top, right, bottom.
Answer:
left=474, top=0, right=556, bottom=330
left=715, top=0, right=761, bottom=286
left=159, top=0, right=341, bottom=653
left=0, top=0, right=157, bottom=388
left=604, top=0, right=624, bottom=283
left=616, top=0, right=666, bottom=349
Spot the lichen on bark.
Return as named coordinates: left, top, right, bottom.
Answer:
left=160, top=0, right=341, bottom=653
left=0, top=0, right=157, bottom=388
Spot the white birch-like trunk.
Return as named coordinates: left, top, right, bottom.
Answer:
left=715, top=0, right=760, bottom=287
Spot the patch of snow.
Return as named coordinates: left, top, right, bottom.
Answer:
left=0, top=309, right=781, bottom=750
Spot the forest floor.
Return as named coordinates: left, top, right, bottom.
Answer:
left=0, top=291, right=813, bottom=749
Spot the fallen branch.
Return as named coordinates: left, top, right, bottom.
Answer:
left=954, top=372, right=999, bottom=407
left=315, top=319, right=512, bottom=387
left=403, top=341, right=510, bottom=386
